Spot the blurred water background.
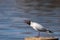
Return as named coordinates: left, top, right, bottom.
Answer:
left=0, top=0, right=60, bottom=40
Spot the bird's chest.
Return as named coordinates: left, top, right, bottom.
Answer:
left=32, top=26, right=38, bottom=31
left=30, top=22, right=44, bottom=31
left=31, top=24, right=42, bottom=29
left=30, top=24, right=41, bottom=31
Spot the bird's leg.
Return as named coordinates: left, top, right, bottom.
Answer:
left=36, top=32, right=40, bottom=37
left=38, top=32, right=40, bottom=37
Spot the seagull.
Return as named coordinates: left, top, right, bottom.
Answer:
left=24, top=20, right=53, bottom=37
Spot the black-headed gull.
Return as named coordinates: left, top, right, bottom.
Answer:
left=24, top=20, right=53, bottom=37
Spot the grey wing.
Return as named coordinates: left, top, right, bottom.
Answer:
left=37, top=28, right=48, bottom=32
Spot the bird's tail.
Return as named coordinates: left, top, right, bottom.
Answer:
left=46, top=30, right=53, bottom=33
left=48, top=30, right=53, bottom=33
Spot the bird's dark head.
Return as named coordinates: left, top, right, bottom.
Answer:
left=24, top=20, right=31, bottom=25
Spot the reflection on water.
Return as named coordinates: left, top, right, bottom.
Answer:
left=0, top=0, right=60, bottom=40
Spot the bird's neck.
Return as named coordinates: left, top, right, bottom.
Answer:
left=28, top=21, right=31, bottom=25
left=29, top=21, right=33, bottom=26
left=29, top=22, right=31, bottom=25
left=30, top=22, right=34, bottom=26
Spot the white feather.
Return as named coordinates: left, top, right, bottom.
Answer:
left=30, top=21, right=45, bottom=31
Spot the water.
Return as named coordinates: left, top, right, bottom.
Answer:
left=0, top=0, right=60, bottom=40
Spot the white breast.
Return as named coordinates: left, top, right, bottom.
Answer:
left=30, top=22, right=44, bottom=31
